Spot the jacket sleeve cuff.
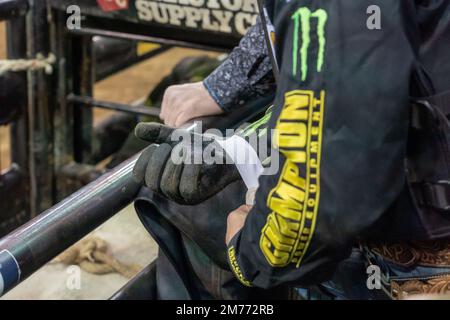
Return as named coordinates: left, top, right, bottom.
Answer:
left=203, top=77, right=231, bottom=112
left=227, top=231, right=253, bottom=287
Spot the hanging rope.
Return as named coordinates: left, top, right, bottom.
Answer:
left=0, top=53, right=56, bottom=76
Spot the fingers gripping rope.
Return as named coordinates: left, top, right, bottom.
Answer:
left=0, top=53, right=56, bottom=76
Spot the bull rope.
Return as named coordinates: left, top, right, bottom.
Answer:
left=53, top=237, right=142, bottom=278
left=0, top=53, right=56, bottom=76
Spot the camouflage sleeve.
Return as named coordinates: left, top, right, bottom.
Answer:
left=203, top=19, right=275, bottom=112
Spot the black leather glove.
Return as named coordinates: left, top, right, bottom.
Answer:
left=133, top=122, right=241, bottom=205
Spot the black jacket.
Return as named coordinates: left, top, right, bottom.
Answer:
left=226, top=0, right=450, bottom=289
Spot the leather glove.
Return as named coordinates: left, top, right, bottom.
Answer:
left=133, top=122, right=241, bottom=205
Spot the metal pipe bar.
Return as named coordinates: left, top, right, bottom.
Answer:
left=0, top=165, right=27, bottom=237
left=94, top=37, right=171, bottom=82
left=96, top=45, right=171, bottom=82
left=0, top=154, right=141, bottom=297
left=0, top=95, right=272, bottom=297
left=0, top=0, right=27, bottom=21
left=110, top=262, right=157, bottom=300
left=70, top=27, right=228, bottom=53
left=68, top=94, right=160, bottom=118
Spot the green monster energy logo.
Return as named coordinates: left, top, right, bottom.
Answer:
left=292, top=7, right=328, bottom=81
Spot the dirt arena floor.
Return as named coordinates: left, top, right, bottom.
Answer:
left=0, top=21, right=218, bottom=299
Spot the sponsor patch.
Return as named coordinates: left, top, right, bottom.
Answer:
left=260, top=90, right=325, bottom=268
left=291, top=7, right=328, bottom=81
left=135, top=0, right=259, bottom=36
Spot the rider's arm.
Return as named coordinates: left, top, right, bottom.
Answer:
left=226, top=0, right=420, bottom=289
left=203, top=18, right=275, bottom=112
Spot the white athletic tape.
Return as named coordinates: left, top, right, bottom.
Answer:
left=214, top=135, right=264, bottom=205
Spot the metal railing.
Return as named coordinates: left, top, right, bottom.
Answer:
left=0, top=154, right=140, bottom=297
left=0, top=0, right=27, bottom=21
left=0, top=96, right=270, bottom=297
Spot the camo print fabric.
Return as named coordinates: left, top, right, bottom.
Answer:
left=203, top=19, right=275, bottom=112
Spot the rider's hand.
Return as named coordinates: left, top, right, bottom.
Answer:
left=226, top=205, right=252, bottom=246
left=132, top=122, right=240, bottom=205
left=160, top=82, right=224, bottom=127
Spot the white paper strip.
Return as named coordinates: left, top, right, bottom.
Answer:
left=214, top=135, right=264, bottom=205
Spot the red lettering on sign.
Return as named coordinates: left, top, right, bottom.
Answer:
left=97, top=0, right=129, bottom=12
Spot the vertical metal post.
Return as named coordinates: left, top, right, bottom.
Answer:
left=4, top=8, right=30, bottom=235
left=50, top=9, right=95, bottom=201
left=25, top=0, right=55, bottom=215
left=7, top=16, right=27, bottom=172
left=72, top=35, right=94, bottom=163
left=51, top=9, right=75, bottom=201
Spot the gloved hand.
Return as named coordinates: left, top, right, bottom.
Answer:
left=133, top=122, right=241, bottom=205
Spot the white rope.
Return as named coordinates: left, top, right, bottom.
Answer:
left=0, top=53, right=56, bottom=76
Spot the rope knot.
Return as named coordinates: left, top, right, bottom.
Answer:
left=0, top=53, right=57, bottom=76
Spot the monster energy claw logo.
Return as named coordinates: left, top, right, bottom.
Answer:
left=292, top=8, right=328, bottom=81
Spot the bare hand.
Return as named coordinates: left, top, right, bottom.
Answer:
left=226, top=205, right=252, bottom=246
left=160, top=82, right=224, bottom=127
